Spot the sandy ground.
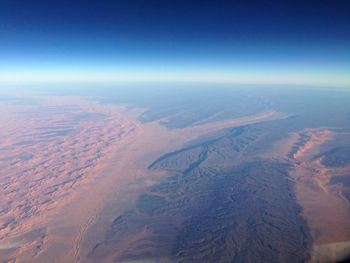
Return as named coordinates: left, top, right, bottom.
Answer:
left=272, top=129, right=350, bottom=263
left=0, top=96, right=287, bottom=263
left=0, top=96, right=138, bottom=262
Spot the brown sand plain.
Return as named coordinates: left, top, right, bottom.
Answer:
left=270, top=129, right=350, bottom=262
left=0, top=96, right=288, bottom=263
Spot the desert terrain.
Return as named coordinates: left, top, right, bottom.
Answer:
left=1, top=86, right=350, bottom=263
left=287, top=129, right=350, bottom=262
left=0, top=94, right=288, bottom=262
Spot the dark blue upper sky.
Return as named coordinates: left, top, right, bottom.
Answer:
left=0, top=0, right=349, bottom=86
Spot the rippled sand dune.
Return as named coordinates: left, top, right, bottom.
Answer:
left=0, top=96, right=137, bottom=261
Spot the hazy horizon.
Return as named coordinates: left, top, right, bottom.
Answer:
left=1, top=0, right=349, bottom=87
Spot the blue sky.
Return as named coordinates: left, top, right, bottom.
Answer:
left=0, top=0, right=349, bottom=87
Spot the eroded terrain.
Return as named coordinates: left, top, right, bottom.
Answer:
left=2, top=86, right=350, bottom=263
left=286, top=129, right=350, bottom=262
left=91, top=125, right=311, bottom=263
left=0, top=94, right=288, bottom=262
